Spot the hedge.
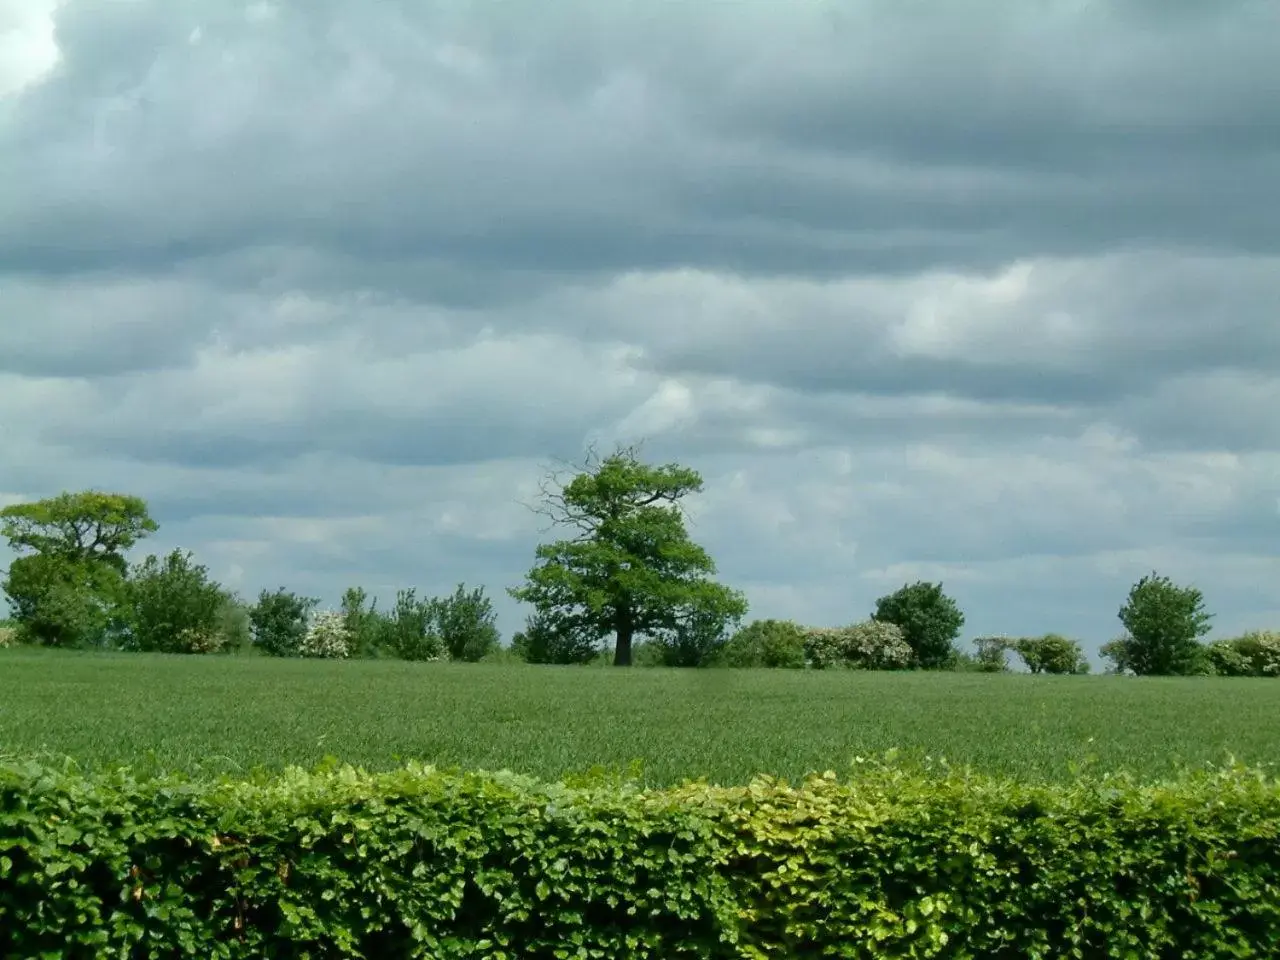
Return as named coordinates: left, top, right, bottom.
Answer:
left=2, top=757, right=1279, bottom=958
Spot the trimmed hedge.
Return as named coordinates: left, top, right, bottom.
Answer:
left=2, top=758, right=1279, bottom=958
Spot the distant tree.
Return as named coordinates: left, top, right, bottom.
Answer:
left=509, top=445, right=747, bottom=666
left=510, top=610, right=599, bottom=665
left=436, top=583, right=501, bottom=662
left=805, top=620, right=914, bottom=670
left=339, top=587, right=384, bottom=658
left=1014, top=634, right=1089, bottom=675
left=0, top=491, right=157, bottom=575
left=715, top=619, right=808, bottom=669
left=872, top=581, right=965, bottom=669
left=650, top=604, right=743, bottom=667
left=1, top=491, right=156, bottom=647
left=2, top=553, right=124, bottom=648
left=215, top=594, right=253, bottom=653
left=249, top=587, right=318, bottom=657
left=1100, top=636, right=1137, bottom=675
left=381, top=588, right=445, bottom=662
left=1117, top=573, right=1213, bottom=676
left=120, top=549, right=231, bottom=654
left=300, top=610, right=352, bottom=659
left=971, top=636, right=1013, bottom=673
left=1206, top=631, right=1280, bottom=677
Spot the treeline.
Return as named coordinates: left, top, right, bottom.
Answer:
left=2, top=449, right=1278, bottom=677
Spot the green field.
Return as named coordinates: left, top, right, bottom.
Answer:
left=1, top=647, right=1278, bottom=785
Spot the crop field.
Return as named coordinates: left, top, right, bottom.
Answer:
left=1, top=647, right=1278, bottom=785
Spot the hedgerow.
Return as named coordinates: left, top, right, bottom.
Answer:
left=2, top=757, right=1278, bottom=958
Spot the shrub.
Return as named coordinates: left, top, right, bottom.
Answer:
left=2, top=553, right=124, bottom=648
left=715, top=619, right=808, bottom=668
left=339, top=587, right=384, bottom=658
left=804, top=620, right=913, bottom=670
left=382, top=588, right=445, bottom=662
left=511, top=611, right=599, bottom=665
left=299, top=610, right=352, bottom=659
left=435, top=583, right=501, bottom=662
left=970, top=636, right=1013, bottom=672
left=120, top=549, right=231, bottom=654
left=1014, top=634, right=1089, bottom=675
left=1231, top=630, right=1280, bottom=676
left=249, top=588, right=318, bottom=657
left=2, top=759, right=1280, bottom=957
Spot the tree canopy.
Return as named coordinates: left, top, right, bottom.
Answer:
left=509, top=446, right=747, bottom=666
left=0, top=491, right=157, bottom=574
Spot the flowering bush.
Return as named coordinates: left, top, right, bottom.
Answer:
left=804, top=620, right=912, bottom=670
left=300, top=610, right=352, bottom=659
left=174, top=627, right=226, bottom=655
left=1229, top=630, right=1280, bottom=676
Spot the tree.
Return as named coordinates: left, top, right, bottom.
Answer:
left=381, top=588, right=445, bottom=662
left=509, top=446, right=747, bottom=666
left=436, top=583, right=501, bottom=662
left=1, top=491, right=157, bottom=575
left=300, top=610, right=352, bottom=659
left=2, top=553, right=124, bottom=648
left=1117, top=572, right=1213, bottom=676
left=804, top=620, right=914, bottom=670
left=971, top=636, right=1013, bottom=673
left=339, top=587, right=384, bottom=658
left=715, top=619, right=808, bottom=669
left=120, top=549, right=231, bottom=654
left=249, top=588, right=318, bottom=657
left=1100, top=636, right=1136, bottom=675
left=872, top=581, right=965, bottom=669
left=1014, top=634, right=1088, bottom=675
left=510, top=610, right=600, bottom=665
left=650, top=604, right=743, bottom=667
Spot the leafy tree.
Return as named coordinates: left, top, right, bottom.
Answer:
left=381, top=588, right=445, bottom=662
left=510, top=610, right=599, bottom=665
left=650, top=604, right=742, bottom=667
left=872, top=581, right=965, bottom=669
left=249, top=588, right=318, bottom=657
left=1117, top=573, right=1213, bottom=676
left=0, top=491, right=156, bottom=575
left=509, top=446, right=747, bottom=666
left=1014, top=634, right=1089, bottom=675
left=215, top=594, right=253, bottom=654
left=2, top=553, right=124, bottom=648
left=436, top=583, right=501, bottom=662
left=120, top=549, right=230, bottom=654
left=715, top=619, right=808, bottom=669
left=1100, top=636, right=1137, bottom=675
left=1206, top=631, right=1280, bottom=677
left=340, top=587, right=384, bottom=658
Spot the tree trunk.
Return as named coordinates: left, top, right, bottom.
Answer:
left=613, top=617, right=634, bottom=666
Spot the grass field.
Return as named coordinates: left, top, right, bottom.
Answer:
left=2, top=647, right=1278, bottom=785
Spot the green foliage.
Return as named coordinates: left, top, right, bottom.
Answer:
left=510, top=610, right=600, bottom=665
left=509, top=446, right=747, bottom=666
left=715, top=619, right=808, bottom=669
left=2, top=758, right=1279, bottom=958
left=650, top=605, right=743, bottom=667
left=339, top=587, right=384, bottom=658
left=1014, top=634, right=1089, bottom=675
left=1, top=553, right=124, bottom=648
left=1118, top=572, right=1214, bottom=676
left=1206, top=631, right=1280, bottom=677
left=804, top=620, right=913, bottom=670
left=215, top=595, right=253, bottom=653
left=435, top=582, right=501, bottom=662
left=381, top=588, right=446, bottom=661
left=0, top=490, right=157, bottom=574
left=120, top=549, right=231, bottom=654
left=1099, top=636, right=1136, bottom=675
left=873, top=581, right=965, bottom=669
left=249, top=587, right=318, bottom=657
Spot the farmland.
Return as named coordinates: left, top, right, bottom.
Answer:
left=1, top=647, right=1277, bottom=785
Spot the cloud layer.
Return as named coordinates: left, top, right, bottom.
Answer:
left=3, top=0, right=1279, bottom=655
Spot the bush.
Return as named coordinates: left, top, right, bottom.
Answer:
left=715, top=619, right=808, bottom=668
left=511, top=611, right=599, bottom=665
left=435, top=583, right=501, bottom=662
left=381, top=588, right=445, bottom=662
left=249, top=588, right=318, bottom=657
left=1205, top=631, right=1280, bottom=677
left=1014, top=634, right=1089, bottom=675
left=805, top=620, right=913, bottom=670
left=299, top=610, right=352, bottom=659
left=2, top=758, right=1280, bottom=957
left=120, top=549, right=232, bottom=654
left=2, top=553, right=124, bottom=648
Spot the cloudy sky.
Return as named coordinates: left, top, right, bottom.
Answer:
left=3, top=0, right=1279, bottom=659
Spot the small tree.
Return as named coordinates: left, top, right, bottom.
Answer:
left=715, top=619, right=808, bottom=669
left=382, top=588, right=445, bottom=661
left=1100, top=636, right=1136, bottom=675
left=120, top=549, right=231, bottom=654
left=436, top=583, right=501, bottom=662
left=650, top=604, right=743, bottom=667
left=971, top=636, right=1013, bottom=673
left=1118, top=572, right=1213, bottom=676
left=2, top=553, right=124, bottom=648
left=872, top=581, right=965, bottom=669
left=509, top=445, right=747, bottom=666
left=249, top=588, right=318, bottom=657
left=510, top=610, right=599, bottom=665
left=339, top=587, right=384, bottom=658
left=0, top=491, right=157, bottom=575
left=1014, top=634, right=1088, bottom=675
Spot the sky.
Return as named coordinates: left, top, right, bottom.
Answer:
left=2, top=0, right=1279, bottom=660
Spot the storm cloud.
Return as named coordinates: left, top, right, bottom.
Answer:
left=2, top=0, right=1279, bottom=655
